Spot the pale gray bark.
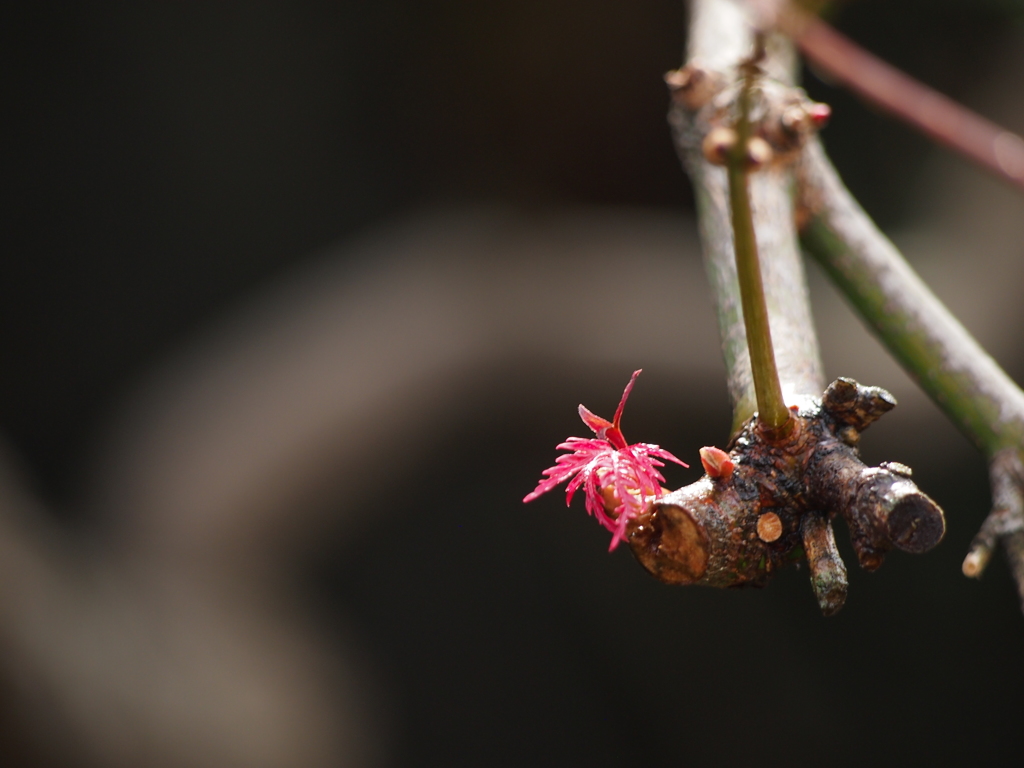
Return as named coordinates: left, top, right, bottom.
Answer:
left=676, top=0, right=1024, bottom=610
left=673, top=0, right=824, bottom=434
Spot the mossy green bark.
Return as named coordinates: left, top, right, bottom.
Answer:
left=798, top=140, right=1024, bottom=458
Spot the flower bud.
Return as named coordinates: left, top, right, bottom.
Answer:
left=807, top=102, right=832, bottom=127
left=702, top=127, right=738, bottom=165
left=781, top=101, right=832, bottom=136
left=699, top=446, right=735, bottom=479
left=745, top=136, right=773, bottom=170
left=665, top=65, right=716, bottom=109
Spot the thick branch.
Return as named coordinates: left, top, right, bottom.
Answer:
left=628, top=385, right=944, bottom=614
left=674, top=0, right=824, bottom=435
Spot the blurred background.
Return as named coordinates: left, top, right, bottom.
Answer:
left=3, top=1, right=1024, bottom=766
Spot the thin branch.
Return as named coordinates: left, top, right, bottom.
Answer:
left=728, top=48, right=792, bottom=432
left=797, top=138, right=1024, bottom=458
left=777, top=4, right=1024, bottom=193
left=964, top=450, right=1024, bottom=611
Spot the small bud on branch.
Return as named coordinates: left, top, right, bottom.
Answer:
left=665, top=65, right=719, bottom=110
left=699, top=446, right=735, bottom=479
left=702, top=126, right=739, bottom=166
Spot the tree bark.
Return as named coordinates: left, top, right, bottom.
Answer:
left=633, top=0, right=946, bottom=615
left=672, top=0, right=823, bottom=435
left=797, top=136, right=1024, bottom=607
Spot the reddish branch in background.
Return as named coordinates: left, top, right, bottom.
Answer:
left=773, top=2, right=1024, bottom=192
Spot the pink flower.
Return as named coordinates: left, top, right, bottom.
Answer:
left=523, top=370, right=688, bottom=551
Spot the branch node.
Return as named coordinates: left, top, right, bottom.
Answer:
left=821, top=377, right=896, bottom=432
left=628, top=380, right=943, bottom=612
left=964, top=450, right=1024, bottom=610
left=808, top=444, right=945, bottom=570
left=665, top=65, right=719, bottom=110
left=801, top=513, right=848, bottom=616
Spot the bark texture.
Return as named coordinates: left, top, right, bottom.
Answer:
left=642, top=0, right=949, bottom=614
left=628, top=381, right=944, bottom=614
left=797, top=136, right=1024, bottom=609
left=671, top=0, right=822, bottom=435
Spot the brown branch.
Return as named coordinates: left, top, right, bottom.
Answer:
left=649, top=0, right=947, bottom=614
left=777, top=4, right=1024, bottom=193
left=964, top=450, right=1024, bottom=612
left=628, top=382, right=944, bottom=615
left=801, top=513, right=847, bottom=616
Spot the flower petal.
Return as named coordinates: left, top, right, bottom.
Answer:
left=578, top=404, right=613, bottom=437
left=612, top=369, right=643, bottom=430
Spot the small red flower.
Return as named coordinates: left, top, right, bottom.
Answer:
left=524, top=370, right=688, bottom=551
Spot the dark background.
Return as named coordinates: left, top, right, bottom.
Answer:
left=3, top=1, right=1024, bottom=766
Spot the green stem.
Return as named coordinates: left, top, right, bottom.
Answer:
left=798, top=138, right=1024, bottom=456
left=727, top=60, right=791, bottom=432
left=676, top=0, right=824, bottom=435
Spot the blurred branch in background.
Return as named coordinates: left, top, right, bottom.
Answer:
left=771, top=0, right=1024, bottom=192
left=2, top=1, right=1024, bottom=766
left=0, top=209, right=719, bottom=766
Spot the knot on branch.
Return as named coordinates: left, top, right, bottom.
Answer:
left=667, top=63, right=830, bottom=170
left=963, top=449, right=1024, bottom=610
left=821, top=376, right=896, bottom=441
left=627, top=379, right=945, bottom=616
